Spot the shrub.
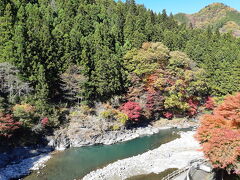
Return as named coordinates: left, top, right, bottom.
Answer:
left=120, top=101, right=142, bottom=122
left=196, top=93, right=240, bottom=174
left=101, top=109, right=116, bottom=120
left=116, top=112, right=129, bottom=124
left=112, top=124, right=121, bottom=131
left=101, top=108, right=129, bottom=126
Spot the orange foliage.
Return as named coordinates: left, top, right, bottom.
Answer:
left=214, top=93, right=240, bottom=128
left=145, top=73, right=160, bottom=92
left=196, top=93, right=240, bottom=174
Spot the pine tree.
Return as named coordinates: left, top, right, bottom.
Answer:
left=35, top=64, right=49, bottom=111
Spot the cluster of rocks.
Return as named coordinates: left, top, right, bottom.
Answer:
left=83, top=131, right=204, bottom=180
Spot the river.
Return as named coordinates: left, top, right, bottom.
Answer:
left=24, top=128, right=186, bottom=180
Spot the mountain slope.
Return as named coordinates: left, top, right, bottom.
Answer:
left=174, top=3, right=240, bottom=36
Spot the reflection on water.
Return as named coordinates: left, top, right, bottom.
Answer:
left=24, top=128, right=183, bottom=180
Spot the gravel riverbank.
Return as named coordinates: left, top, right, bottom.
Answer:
left=83, top=131, right=204, bottom=180
left=0, top=147, right=52, bottom=180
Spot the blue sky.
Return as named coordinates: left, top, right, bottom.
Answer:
left=119, top=0, right=240, bottom=14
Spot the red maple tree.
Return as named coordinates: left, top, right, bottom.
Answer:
left=196, top=93, right=240, bottom=174
left=120, top=101, right=142, bottom=121
left=0, top=114, right=21, bottom=137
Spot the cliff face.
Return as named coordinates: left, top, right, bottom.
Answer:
left=174, top=3, right=240, bottom=37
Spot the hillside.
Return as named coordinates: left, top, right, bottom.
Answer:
left=174, top=3, right=240, bottom=36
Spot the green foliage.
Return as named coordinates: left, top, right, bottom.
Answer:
left=12, top=104, right=36, bottom=128
left=124, top=42, right=169, bottom=78
left=174, top=13, right=189, bottom=25
left=0, top=97, right=6, bottom=115
left=1, top=0, right=240, bottom=144
left=101, top=107, right=129, bottom=126
left=164, top=94, right=189, bottom=111
left=184, top=31, right=240, bottom=96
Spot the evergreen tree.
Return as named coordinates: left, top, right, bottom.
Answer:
left=0, top=3, right=14, bottom=63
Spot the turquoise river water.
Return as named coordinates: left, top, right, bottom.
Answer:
left=24, top=128, right=185, bottom=180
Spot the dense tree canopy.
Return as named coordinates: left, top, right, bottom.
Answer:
left=0, top=0, right=239, bottom=103
left=0, top=0, right=239, bottom=146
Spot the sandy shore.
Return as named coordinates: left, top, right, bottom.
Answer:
left=83, top=131, right=203, bottom=180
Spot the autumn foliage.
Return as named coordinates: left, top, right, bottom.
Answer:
left=163, top=112, right=173, bottom=119
left=204, top=97, right=215, bottom=110
left=41, top=117, right=49, bottom=126
left=124, top=43, right=208, bottom=120
left=0, top=114, right=21, bottom=137
left=120, top=102, right=142, bottom=121
left=187, top=99, right=199, bottom=116
left=196, top=93, right=240, bottom=174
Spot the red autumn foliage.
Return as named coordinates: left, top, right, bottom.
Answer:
left=202, top=128, right=240, bottom=170
left=196, top=93, right=240, bottom=174
left=204, top=97, right=215, bottom=110
left=187, top=99, right=199, bottom=117
left=146, top=90, right=164, bottom=117
left=41, top=117, right=49, bottom=126
left=163, top=112, right=173, bottom=119
left=146, top=93, right=154, bottom=112
left=121, top=101, right=142, bottom=121
left=0, top=114, right=21, bottom=137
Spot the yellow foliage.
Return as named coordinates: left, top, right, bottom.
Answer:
left=101, top=108, right=129, bottom=125
left=13, top=104, right=35, bottom=113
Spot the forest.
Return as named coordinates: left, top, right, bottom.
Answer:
left=0, top=0, right=239, bottom=176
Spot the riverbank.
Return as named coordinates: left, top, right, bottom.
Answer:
left=50, top=117, right=197, bottom=150
left=83, top=131, right=204, bottom=180
left=0, top=147, right=52, bottom=180
left=0, top=118, right=197, bottom=180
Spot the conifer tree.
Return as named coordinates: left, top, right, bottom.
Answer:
left=0, top=3, right=14, bottom=63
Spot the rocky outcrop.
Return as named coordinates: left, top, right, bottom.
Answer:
left=49, top=125, right=171, bottom=150
left=83, top=131, right=204, bottom=180
left=49, top=113, right=197, bottom=150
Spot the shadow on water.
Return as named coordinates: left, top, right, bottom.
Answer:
left=24, top=128, right=190, bottom=180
